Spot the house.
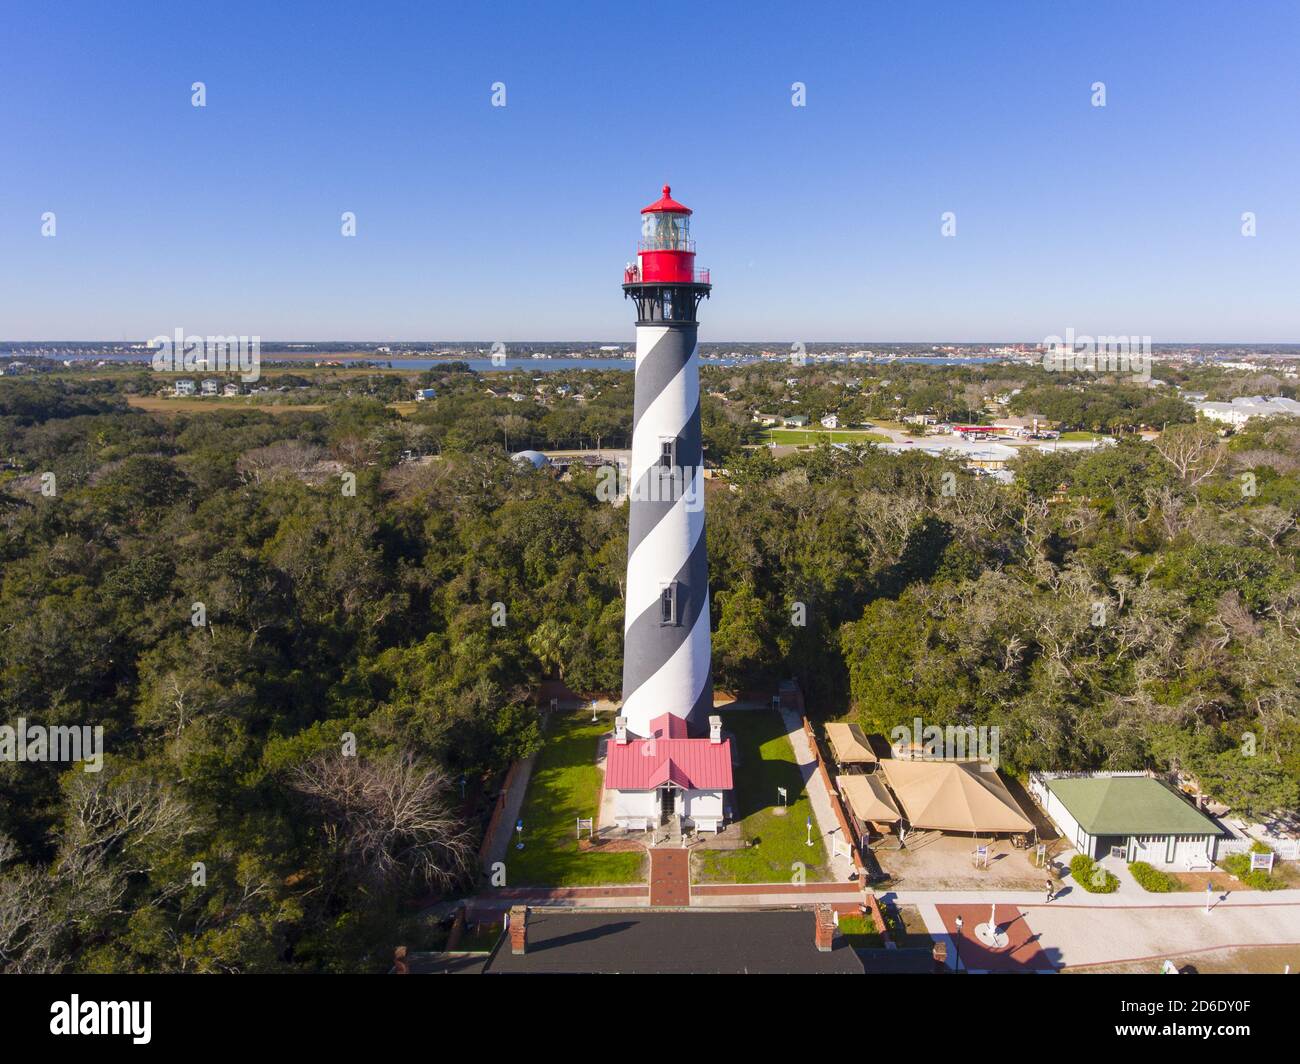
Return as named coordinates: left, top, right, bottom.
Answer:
left=782, top=414, right=809, bottom=428
left=222, top=382, right=241, bottom=396
left=1030, top=773, right=1224, bottom=868
left=414, top=388, right=437, bottom=402
left=820, top=414, right=839, bottom=429
left=992, top=416, right=1045, bottom=438
left=752, top=412, right=782, bottom=426
left=903, top=412, right=938, bottom=426
left=200, top=379, right=219, bottom=396
left=605, top=714, right=732, bottom=833
left=1195, top=395, right=1300, bottom=426
left=507, top=392, right=526, bottom=403
left=174, top=379, right=197, bottom=397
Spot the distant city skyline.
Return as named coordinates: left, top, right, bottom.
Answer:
left=4, top=2, right=1298, bottom=342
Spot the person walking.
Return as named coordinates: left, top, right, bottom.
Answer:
left=1044, top=877, right=1054, bottom=903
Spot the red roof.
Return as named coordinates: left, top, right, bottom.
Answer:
left=641, top=184, right=692, bottom=215
left=648, top=713, right=688, bottom=739
left=606, top=734, right=733, bottom=791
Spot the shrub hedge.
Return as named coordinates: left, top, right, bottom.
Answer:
left=1070, top=853, right=1119, bottom=893
left=1128, top=861, right=1176, bottom=892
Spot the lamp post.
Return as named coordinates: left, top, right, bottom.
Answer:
left=591, top=701, right=598, bottom=723
left=954, top=915, right=964, bottom=973
left=1205, top=880, right=1213, bottom=914
left=806, top=814, right=814, bottom=847
left=515, top=819, right=524, bottom=851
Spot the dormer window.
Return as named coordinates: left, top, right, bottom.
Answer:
left=660, top=583, right=678, bottom=626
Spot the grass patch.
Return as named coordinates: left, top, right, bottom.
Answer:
left=1058, top=431, right=1104, bottom=441
left=507, top=713, right=645, bottom=887
left=126, top=396, right=327, bottom=415
left=761, top=428, right=890, bottom=446
left=837, top=902, right=929, bottom=949
left=458, top=920, right=504, bottom=953
left=693, top=710, right=829, bottom=883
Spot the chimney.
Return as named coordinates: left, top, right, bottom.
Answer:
left=814, top=904, right=836, bottom=952
left=709, top=715, right=722, bottom=744
left=614, top=716, right=628, bottom=745
left=508, top=905, right=528, bottom=955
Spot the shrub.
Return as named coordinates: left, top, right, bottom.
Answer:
left=1070, top=854, right=1119, bottom=893
left=1220, top=844, right=1286, bottom=890
left=1221, top=853, right=1251, bottom=879
left=1128, top=861, right=1176, bottom=892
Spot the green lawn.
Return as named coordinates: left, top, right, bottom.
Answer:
left=1058, top=430, right=1104, bottom=441
left=838, top=904, right=931, bottom=949
left=506, top=713, right=645, bottom=887
left=694, top=711, right=830, bottom=883
left=761, top=428, right=890, bottom=446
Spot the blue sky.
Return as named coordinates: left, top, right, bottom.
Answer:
left=3, top=1, right=1298, bottom=342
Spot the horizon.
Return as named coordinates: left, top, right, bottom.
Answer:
left=7, top=338, right=1300, bottom=350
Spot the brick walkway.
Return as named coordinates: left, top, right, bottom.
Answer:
left=649, top=848, right=690, bottom=906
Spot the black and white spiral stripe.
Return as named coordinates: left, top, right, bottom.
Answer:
left=620, top=323, right=713, bottom=737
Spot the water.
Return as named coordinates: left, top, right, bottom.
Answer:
left=35, top=353, right=1012, bottom=373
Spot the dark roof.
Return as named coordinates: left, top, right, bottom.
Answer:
left=483, top=910, right=863, bottom=974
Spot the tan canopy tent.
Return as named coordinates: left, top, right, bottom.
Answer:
left=825, top=722, right=877, bottom=765
left=878, top=759, right=1031, bottom=833
left=836, top=773, right=901, bottom=824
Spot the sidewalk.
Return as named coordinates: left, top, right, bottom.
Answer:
left=480, top=749, right=538, bottom=872
left=777, top=705, right=854, bottom=882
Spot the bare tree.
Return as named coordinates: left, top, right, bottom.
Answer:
left=291, top=752, right=474, bottom=893
left=1154, top=423, right=1226, bottom=486
left=237, top=440, right=326, bottom=484
left=0, top=835, right=59, bottom=973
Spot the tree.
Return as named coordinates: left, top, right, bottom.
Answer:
left=291, top=752, right=474, bottom=894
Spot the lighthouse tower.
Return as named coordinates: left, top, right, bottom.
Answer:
left=619, top=185, right=713, bottom=738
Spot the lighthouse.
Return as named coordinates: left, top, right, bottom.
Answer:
left=619, top=185, right=713, bottom=738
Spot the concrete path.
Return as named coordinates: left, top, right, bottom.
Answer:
left=481, top=750, right=538, bottom=872
left=1025, top=899, right=1300, bottom=969
left=777, top=706, right=854, bottom=882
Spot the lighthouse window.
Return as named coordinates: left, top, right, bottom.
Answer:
left=659, top=583, right=678, bottom=626
left=659, top=438, right=676, bottom=469
left=644, top=212, right=690, bottom=251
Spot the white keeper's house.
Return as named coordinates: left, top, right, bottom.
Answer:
left=605, top=714, right=733, bottom=834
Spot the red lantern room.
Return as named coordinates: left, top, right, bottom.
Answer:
left=623, top=184, right=711, bottom=323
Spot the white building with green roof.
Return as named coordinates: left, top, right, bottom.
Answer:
left=1030, top=773, right=1224, bottom=869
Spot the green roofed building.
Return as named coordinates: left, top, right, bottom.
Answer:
left=1031, top=774, right=1224, bottom=869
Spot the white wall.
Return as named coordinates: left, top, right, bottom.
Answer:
left=683, top=790, right=723, bottom=821
left=614, top=789, right=658, bottom=826
left=1038, top=787, right=1088, bottom=854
